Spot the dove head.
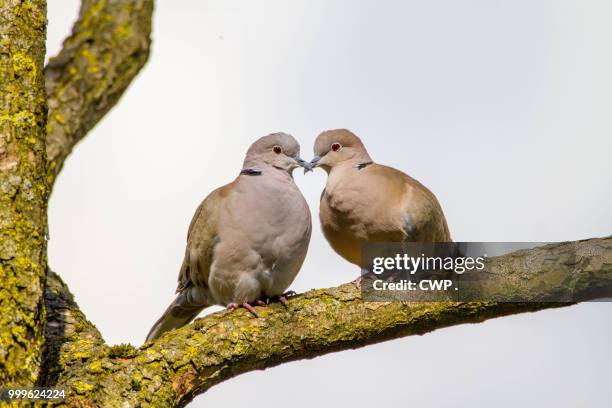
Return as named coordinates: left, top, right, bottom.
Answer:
left=242, top=132, right=312, bottom=174
left=311, top=129, right=372, bottom=173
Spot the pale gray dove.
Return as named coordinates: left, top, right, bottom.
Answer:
left=146, top=133, right=312, bottom=341
left=310, top=129, right=451, bottom=274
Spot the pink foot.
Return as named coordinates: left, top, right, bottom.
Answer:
left=258, top=291, right=298, bottom=307
left=241, top=302, right=259, bottom=317
left=226, top=302, right=260, bottom=317
left=353, top=271, right=377, bottom=287
left=273, top=290, right=297, bottom=307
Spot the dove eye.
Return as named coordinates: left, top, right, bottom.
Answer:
left=273, top=145, right=283, bottom=154
left=331, top=142, right=342, bottom=152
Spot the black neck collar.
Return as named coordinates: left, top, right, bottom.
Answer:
left=356, top=161, right=373, bottom=170
left=240, top=168, right=263, bottom=176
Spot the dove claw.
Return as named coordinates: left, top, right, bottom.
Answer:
left=242, top=302, right=259, bottom=317
left=226, top=302, right=260, bottom=317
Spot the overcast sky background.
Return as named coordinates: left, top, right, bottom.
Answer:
left=46, top=1, right=611, bottom=407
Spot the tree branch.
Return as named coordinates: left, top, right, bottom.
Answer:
left=39, top=270, right=106, bottom=388
left=0, top=0, right=48, bottom=387
left=41, top=237, right=611, bottom=407
left=44, top=0, right=154, bottom=187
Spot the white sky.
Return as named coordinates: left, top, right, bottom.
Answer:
left=46, top=1, right=611, bottom=407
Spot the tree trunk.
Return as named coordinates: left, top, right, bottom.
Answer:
left=0, top=0, right=48, bottom=387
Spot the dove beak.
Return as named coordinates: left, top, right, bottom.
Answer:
left=296, top=157, right=313, bottom=173
left=309, top=156, right=321, bottom=171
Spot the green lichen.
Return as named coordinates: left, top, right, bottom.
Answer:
left=87, top=360, right=104, bottom=374
left=72, top=380, right=95, bottom=394
left=131, top=378, right=142, bottom=391
left=11, top=53, right=37, bottom=78
left=80, top=49, right=99, bottom=74
left=108, top=343, right=138, bottom=359
left=0, top=110, right=36, bottom=129
left=114, top=20, right=132, bottom=40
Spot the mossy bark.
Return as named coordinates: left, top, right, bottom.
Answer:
left=45, top=0, right=153, bottom=187
left=41, top=238, right=611, bottom=407
left=0, top=0, right=49, bottom=387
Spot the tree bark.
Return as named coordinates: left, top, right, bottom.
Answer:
left=0, top=1, right=610, bottom=407
left=0, top=0, right=48, bottom=387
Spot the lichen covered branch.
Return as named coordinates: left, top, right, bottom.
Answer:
left=40, top=270, right=107, bottom=388
left=0, top=0, right=49, bottom=387
left=44, top=0, right=154, bottom=186
left=42, top=238, right=611, bottom=407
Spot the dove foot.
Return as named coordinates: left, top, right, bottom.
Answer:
left=268, top=290, right=298, bottom=306
left=352, top=271, right=378, bottom=287
left=251, top=291, right=298, bottom=307
left=226, top=302, right=260, bottom=317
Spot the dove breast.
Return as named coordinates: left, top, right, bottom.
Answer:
left=208, top=168, right=311, bottom=305
left=320, top=161, right=450, bottom=267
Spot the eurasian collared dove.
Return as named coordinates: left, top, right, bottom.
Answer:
left=146, top=133, right=312, bottom=341
left=310, top=129, right=451, bottom=273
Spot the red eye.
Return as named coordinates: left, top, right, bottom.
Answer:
left=331, top=142, right=342, bottom=152
left=273, top=145, right=282, bottom=154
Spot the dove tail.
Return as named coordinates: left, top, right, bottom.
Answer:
left=145, top=290, right=209, bottom=342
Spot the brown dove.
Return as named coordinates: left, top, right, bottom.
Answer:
left=146, top=133, right=312, bottom=341
left=310, top=129, right=451, bottom=273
